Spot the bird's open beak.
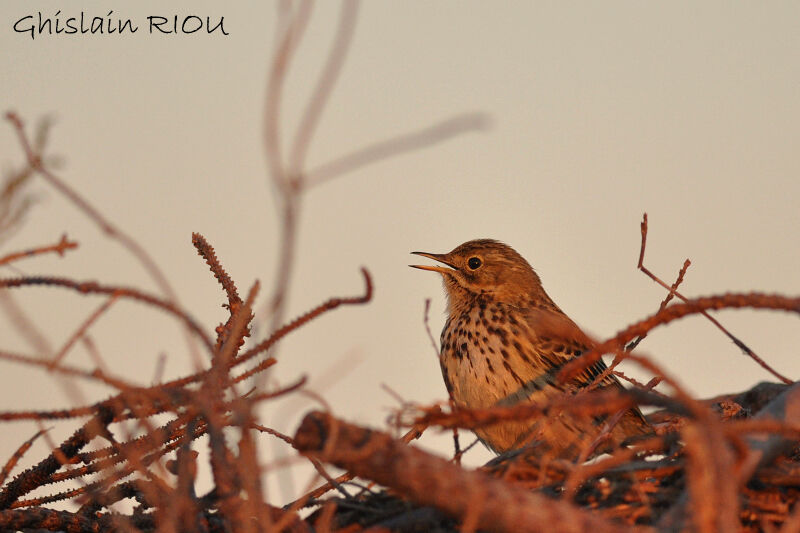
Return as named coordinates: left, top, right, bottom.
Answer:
left=409, top=251, right=457, bottom=274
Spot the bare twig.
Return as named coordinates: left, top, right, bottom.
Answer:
left=0, top=234, right=77, bottom=267
left=288, top=0, right=359, bottom=177
left=0, top=349, right=135, bottom=393
left=231, top=268, right=372, bottom=382
left=4, top=112, right=179, bottom=307
left=5, top=111, right=202, bottom=369
left=422, top=298, right=440, bottom=356
left=560, top=292, right=800, bottom=388
left=633, top=213, right=791, bottom=383
left=261, top=0, right=314, bottom=339
left=306, top=112, right=490, bottom=186
left=0, top=277, right=214, bottom=353
left=48, top=295, right=119, bottom=370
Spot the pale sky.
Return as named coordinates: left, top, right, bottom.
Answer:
left=2, top=1, right=799, bottom=503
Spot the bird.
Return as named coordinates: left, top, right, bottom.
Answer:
left=410, top=239, right=651, bottom=459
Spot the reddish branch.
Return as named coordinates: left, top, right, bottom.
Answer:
left=0, top=430, right=47, bottom=487
left=48, top=295, right=119, bottom=370
left=0, top=508, right=106, bottom=532
left=635, top=213, right=791, bottom=383
left=626, top=257, right=690, bottom=352
left=560, top=292, right=800, bottom=385
left=0, top=234, right=77, bottom=266
left=192, top=232, right=241, bottom=314
left=295, top=411, right=646, bottom=533
left=410, top=389, right=641, bottom=433
left=4, top=112, right=178, bottom=308
left=5, top=111, right=205, bottom=367
left=192, top=232, right=252, bottom=352
left=0, top=263, right=372, bottom=524
left=0, top=406, right=115, bottom=509
left=0, top=277, right=214, bottom=353
left=231, top=267, right=372, bottom=383
left=0, top=349, right=133, bottom=393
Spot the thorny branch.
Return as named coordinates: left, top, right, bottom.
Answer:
left=0, top=225, right=372, bottom=529
left=192, top=232, right=252, bottom=352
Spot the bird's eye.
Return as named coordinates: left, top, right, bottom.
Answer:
left=467, top=257, right=482, bottom=270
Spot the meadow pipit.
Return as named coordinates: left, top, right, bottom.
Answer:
left=411, top=239, right=650, bottom=459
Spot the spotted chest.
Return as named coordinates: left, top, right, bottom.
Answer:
left=438, top=299, right=562, bottom=410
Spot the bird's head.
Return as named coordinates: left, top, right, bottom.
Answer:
left=410, top=239, right=546, bottom=308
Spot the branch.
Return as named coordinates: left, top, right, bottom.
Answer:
left=633, top=213, right=790, bottom=383
left=294, top=411, right=646, bottom=533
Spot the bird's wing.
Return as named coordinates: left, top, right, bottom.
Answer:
left=520, top=307, right=651, bottom=434
left=522, top=307, right=618, bottom=392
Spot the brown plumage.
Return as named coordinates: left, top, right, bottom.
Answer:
left=411, top=239, right=651, bottom=459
